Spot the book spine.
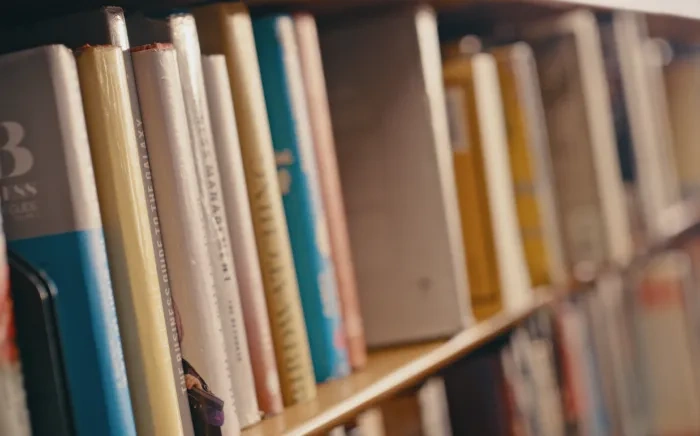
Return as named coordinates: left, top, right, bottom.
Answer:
left=0, top=217, right=31, bottom=436
left=111, top=24, right=194, bottom=434
left=201, top=54, right=266, bottom=427
left=2, top=46, right=136, bottom=436
left=193, top=3, right=316, bottom=406
left=166, top=14, right=244, bottom=434
left=255, top=15, right=350, bottom=383
left=131, top=44, right=239, bottom=436
left=293, top=13, right=367, bottom=370
left=76, top=45, right=184, bottom=436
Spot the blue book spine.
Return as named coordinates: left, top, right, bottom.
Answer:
left=253, top=15, right=350, bottom=382
left=0, top=46, right=135, bottom=436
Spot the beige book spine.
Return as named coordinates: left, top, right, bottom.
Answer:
left=202, top=53, right=280, bottom=420
left=193, top=2, right=316, bottom=406
left=293, top=13, right=367, bottom=370
left=75, top=45, right=183, bottom=436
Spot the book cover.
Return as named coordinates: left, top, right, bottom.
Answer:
left=76, top=45, right=184, bottom=436
left=320, top=6, right=472, bottom=346
left=9, top=251, right=73, bottom=436
left=444, top=52, right=533, bottom=319
left=201, top=53, right=268, bottom=426
left=294, top=13, right=367, bottom=370
left=417, top=377, right=452, bottom=436
left=0, top=45, right=135, bottom=436
left=524, top=10, right=633, bottom=273
left=0, top=215, right=31, bottom=436
left=131, top=44, right=237, bottom=436
left=254, top=14, right=350, bottom=383
left=0, top=11, right=193, bottom=430
left=490, top=43, right=568, bottom=287
left=128, top=12, right=254, bottom=430
left=192, top=2, right=314, bottom=408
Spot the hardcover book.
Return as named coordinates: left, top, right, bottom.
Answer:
left=201, top=53, right=267, bottom=426
left=131, top=43, right=236, bottom=436
left=10, top=251, right=72, bottom=436
left=254, top=14, right=350, bottom=383
left=0, top=44, right=135, bottom=436
left=76, top=44, right=185, bottom=436
left=490, top=43, right=567, bottom=287
left=524, top=10, right=633, bottom=274
left=0, top=219, right=31, bottom=436
left=0, top=8, right=193, bottom=431
left=192, top=2, right=314, bottom=408
left=128, top=12, right=253, bottom=430
left=294, top=13, right=367, bottom=370
left=443, top=52, right=533, bottom=320
left=320, top=5, right=472, bottom=346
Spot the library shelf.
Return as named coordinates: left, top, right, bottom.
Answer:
left=242, top=293, right=554, bottom=436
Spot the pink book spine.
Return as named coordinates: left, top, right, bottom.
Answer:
left=294, top=13, right=367, bottom=369
left=201, top=54, right=284, bottom=416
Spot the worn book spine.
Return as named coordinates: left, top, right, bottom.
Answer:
left=293, top=13, right=367, bottom=370
left=131, top=44, right=237, bottom=436
left=201, top=53, right=268, bottom=427
left=193, top=2, right=316, bottom=407
left=128, top=12, right=247, bottom=433
left=76, top=45, right=184, bottom=436
left=255, top=14, right=350, bottom=383
left=0, top=45, right=135, bottom=436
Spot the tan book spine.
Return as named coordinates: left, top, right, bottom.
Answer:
left=201, top=53, right=282, bottom=418
left=75, top=45, right=183, bottom=436
left=293, top=13, right=367, bottom=370
left=193, top=3, right=316, bottom=406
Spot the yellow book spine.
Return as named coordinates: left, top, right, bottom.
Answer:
left=492, top=48, right=551, bottom=287
left=443, top=58, right=502, bottom=320
left=76, top=46, right=183, bottom=436
left=194, top=3, right=316, bottom=406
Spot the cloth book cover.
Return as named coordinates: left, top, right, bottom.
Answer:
left=254, top=14, right=350, bottom=383
left=0, top=45, right=135, bottom=436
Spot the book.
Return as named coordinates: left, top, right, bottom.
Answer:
left=663, top=44, right=700, bottom=199
left=417, top=377, right=452, bottom=436
left=0, top=44, right=135, bottom=436
left=320, top=5, right=472, bottom=346
left=128, top=12, right=252, bottom=430
left=0, top=10, right=193, bottom=430
left=294, top=12, right=367, bottom=371
left=379, top=389, right=425, bottom=436
left=443, top=52, right=533, bottom=320
left=201, top=53, right=267, bottom=426
left=192, top=2, right=314, bottom=408
left=254, top=14, right=350, bottom=383
left=633, top=252, right=700, bottom=434
left=0, top=224, right=31, bottom=436
left=611, top=12, right=680, bottom=239
left=76, top=44, right=184, bottom=436
left=524, top=10, right=633, bottom=274
left=490, top=43, right=568, bottom=287
left=130, top=43, right=238, bottom=436
left=9, top=252, right=72, bottom=436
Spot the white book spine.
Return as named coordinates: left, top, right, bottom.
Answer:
left=418, top=377, right=452, bottom=436
left=472, top=53, right=533, bottom=310
left=201, top=54, right=264, bottom=427
left=131, top=45, right=240, bottom=435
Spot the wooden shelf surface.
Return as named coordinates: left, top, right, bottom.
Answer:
left=242, top=294, right=553, bottom=436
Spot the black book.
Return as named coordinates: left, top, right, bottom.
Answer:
left=9, top=251, right=73, bottom=436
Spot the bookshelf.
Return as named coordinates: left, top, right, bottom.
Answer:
left=243, top=293, right=553, bottom=436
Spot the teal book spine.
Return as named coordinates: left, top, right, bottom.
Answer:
left=0, top=45, right=135, bottom=436
left=253, top=15, right=350, bottom=382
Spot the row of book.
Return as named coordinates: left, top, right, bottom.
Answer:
left=0, top=2, right=697, bottom=436
left=333, top=234, right=700, bottom=436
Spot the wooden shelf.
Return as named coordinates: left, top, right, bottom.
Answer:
left=242, top=294, right=553, bottom=436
